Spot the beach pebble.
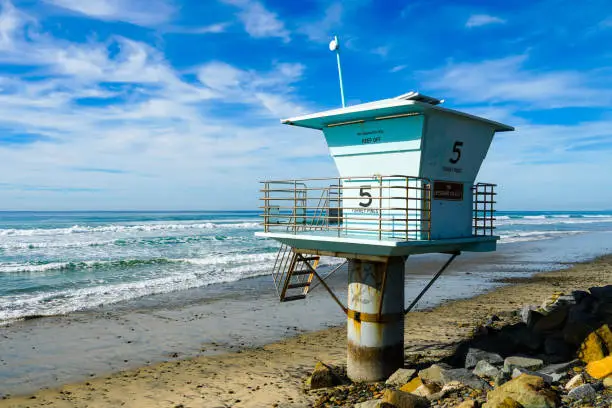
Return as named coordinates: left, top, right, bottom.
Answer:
left=564, top=374, right=585, bottom=390
left=464, top=348, right=503, bottom=369
left=386, top=368, right=417, bottom=387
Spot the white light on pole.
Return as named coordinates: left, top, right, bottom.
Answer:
left=329, top=35, right=345, bottom=108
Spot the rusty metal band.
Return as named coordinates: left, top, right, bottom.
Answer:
left=347, top=309, right=404, bottom=323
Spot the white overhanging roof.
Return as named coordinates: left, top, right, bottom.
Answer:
left=281, top=92, right=514, bottom=132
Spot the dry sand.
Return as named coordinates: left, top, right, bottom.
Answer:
left=1, top=255, right=611, bottom=408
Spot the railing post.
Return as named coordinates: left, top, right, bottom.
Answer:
left=264, top=182, right=269, bottom=232
left=405, top=177, right=409, bottom=241
left=378, top=176, right=383, bottom=240
left=293, top=180, right=297, bottom=233
left=338, top=177, right=341, bottom=238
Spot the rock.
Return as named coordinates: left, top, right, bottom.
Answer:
left=539, top=360, right=579, bottom=375
left=521, top=305, right=540, bottom=326
left=465, top=348, right=503, bottom=369
left=473, top=360, right=500, bottom=379
left=356, top=400, right=381, bottom=408
left=564, top=374, right=585, bottom=390
left=578, top=329, right=607, bottom=363
left=533, top=308, right=568, bottom=333
left=570, top=290, right=590, bottom=304
left=455, top=400, right=478, bottom=408
left=380, top=389, right=429, bottom=408
left=503, top=356, right=544, bottom=372
left=484, top=397, right=522, bottom=408
left=543, top=294, right=577, bottom=312
left=308, top=361, right=335, bottom=389
left=483, top=374, right=558, bottom=408
left=441, top=368, right=491, bottom=390
left=400, top=377, right=423, bottom=393
left=511, top=368, right=553, bottom=384
left=603, top=376, right=612, bottom=388
left=501, top=324, right=542, bottom=351
left=585, top=355, right=612, bottom=379
left=386, top=369, right=417, bottom=387
left=589, top=285, right=612, bottom=302
left=595, top=324, right=612, bottom=351
left=596, top=302, right=612, bottom=318
left=567, top=383, right=596, bottom=400
left=543, top=336, right=572, bottom=358
left=427, top=381, right=464, bottom=402
left=562, top=319, right=594, bottom=346
left=418, top=363, right=451, bottom=385
left=412, top=383, right=440, bottom=398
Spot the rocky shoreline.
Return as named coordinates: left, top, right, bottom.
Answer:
left=308, top=285, right=612, bottom=407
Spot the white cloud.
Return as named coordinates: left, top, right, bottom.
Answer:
left=298, top=2, right=342, bottom=43
left=168, top=22, right=230, bottom=34
left=221, top=0, right=290, bottom=42
left=44, top=0, right=176, bottom=26
left=420, top=55, right=612, bottom=108
left=0, top=1, right=326, bottom=210
left=465, top=14, right=505, bottom=28
left=390, top=65, right=407, bottom=73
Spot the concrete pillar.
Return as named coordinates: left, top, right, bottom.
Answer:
left=347, top=257, right=405, bottom=382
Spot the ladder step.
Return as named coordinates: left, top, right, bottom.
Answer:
left=287, top=282, right=310, bottom=289
left=281, top=294, right=306, bottom=302
left=292, top=270, right=312, bottom=276
left=299, top=256, right=320, bottom=262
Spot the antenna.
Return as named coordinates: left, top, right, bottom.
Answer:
left=329, top=35, right=345, bottom=108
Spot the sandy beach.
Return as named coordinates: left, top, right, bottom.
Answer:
left=1, top=253, right=610, bottom=407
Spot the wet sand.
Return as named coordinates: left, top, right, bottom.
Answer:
left=1, top=251, right=611, bottom=407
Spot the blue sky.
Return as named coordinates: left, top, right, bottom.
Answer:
left=0, top=0, right=611, bottom=210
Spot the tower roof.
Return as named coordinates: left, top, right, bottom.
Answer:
left=281, top=92, right=514, bottom=132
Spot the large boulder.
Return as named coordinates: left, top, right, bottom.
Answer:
left=454, top=400, right=478, bottom=408
left=577, top=325, right=612, bottom=363
left=503, top=356, right=544, bottom=372
left=511, top=368, right=552, bottom=384
left=473, top=360, right=500, bottom=379
left=380, top=389, right=429, bottom=408
left=483, top=374, right=558, bottom=408
left=418, top=363, right=451, bottom=385
left=533, top=308, right=568, bottom=333
left=585, top=355, right=612, bottom=379
left=386, top=369, right=417, bottom=387
left=440, top=368, right=491, bottom=391
left=485, top=397, right=522, bottom=408
left=567, top=383, right=596, bottom=400
left=589, top=285, right=612, bottom=302
left=465, top=348, right=504, bottom=369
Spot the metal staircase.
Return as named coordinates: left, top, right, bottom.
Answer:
left=270, top=187, right=334, bottom=301
left=272, top=246, right=320, bottom=301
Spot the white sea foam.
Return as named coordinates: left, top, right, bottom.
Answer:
left=0, top=222, right=261, bottom=237
left=499, top=230, right=583, bottom=244
left=0, top=253, right=343, bottom=321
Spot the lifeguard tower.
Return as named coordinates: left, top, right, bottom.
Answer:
left=257, top=91, right=514, bottom=382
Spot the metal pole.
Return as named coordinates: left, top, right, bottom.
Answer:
left=332, top=35, right=346, bottom=108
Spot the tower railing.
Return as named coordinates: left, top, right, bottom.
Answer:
left=473, top=183, right=497, bottom=236
left=261, top=175, right=432, bottom=241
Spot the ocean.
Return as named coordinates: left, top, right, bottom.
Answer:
left=1, top=210, right=612, bottom=324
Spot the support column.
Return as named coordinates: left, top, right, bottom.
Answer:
left=347, top=257, right=405, bottom=382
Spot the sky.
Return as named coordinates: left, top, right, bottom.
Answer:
left=0, top=0, right=611, bottom=211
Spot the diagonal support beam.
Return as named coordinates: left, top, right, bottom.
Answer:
left=404, top=252, right=460, bottom=314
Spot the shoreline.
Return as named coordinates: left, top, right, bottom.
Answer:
left=1, top=253, right=611, bottom=407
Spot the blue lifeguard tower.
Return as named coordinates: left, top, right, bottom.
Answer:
left=257, top=91, right=514, bottom=382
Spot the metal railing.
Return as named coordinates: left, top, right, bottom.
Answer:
left=261, top=175, right=432, bottom=240
left=473, top=183, right=496, bottom=236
